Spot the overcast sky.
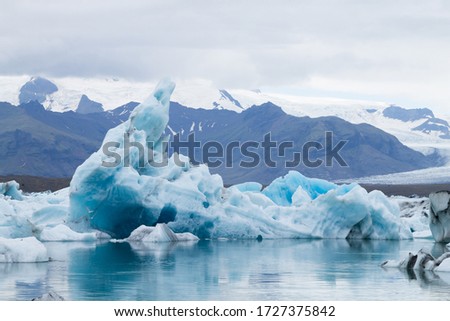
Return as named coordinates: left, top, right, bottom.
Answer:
left=1, top=0, right=450, bottom=113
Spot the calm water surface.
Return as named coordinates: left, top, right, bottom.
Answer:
left=1, top=238, right=450, bottom=300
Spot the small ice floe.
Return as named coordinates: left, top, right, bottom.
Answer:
left=112, top=223, right=199, bottom=243
left=31, top=290, right=65, bottom=301
left=381, top=248, right=450, bottom=272
left=0, top=236, right=49, bottom=263
left=38, top=224, right=110, bottom=242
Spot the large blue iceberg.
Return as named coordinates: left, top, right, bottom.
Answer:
left=68, top=79, right=412, bottom=240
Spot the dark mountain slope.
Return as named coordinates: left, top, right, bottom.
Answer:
left=167, top=102, right=436, bottom=184
left=0, top=101, right=439, bottom=183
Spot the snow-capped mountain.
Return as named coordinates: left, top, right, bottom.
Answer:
left=229, top=90, right=450, bottom=159
left=1, top=75, right=450, bottom=160
left=0, top=76, right=244, bottom=113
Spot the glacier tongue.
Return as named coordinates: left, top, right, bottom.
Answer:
left=67, top=79, right=412, bottom=240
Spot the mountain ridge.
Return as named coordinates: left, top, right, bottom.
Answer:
left=0, top=75, right=448, bottom=183
left=0, top=100, right=439, bottom=182
left=2, top=75, right=449, bottom=160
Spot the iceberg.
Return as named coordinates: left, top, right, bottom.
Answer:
left=0, top=79, right=412, bottom=244
left=0, top=181, right=23, bottom=200
left=262, top=171, right=339, bottom=206
left=31, top=290, right=65, bottom=301
left=67, top=79, right=412, bottom=240
left=0, top=181, right=40, bottom=239
left=0, top=183, right=110, bottom=244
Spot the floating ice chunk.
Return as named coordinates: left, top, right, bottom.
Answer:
left=0, top=237, right=49, bottom=263
left=0, top=181, right=23, bottom=200
left=435, top=257, right=450, bottom=272
left=382, top=250, right=433, bottom=270
left=294, top=185, right=411, bottom=240
left=262, top=171, right=350, bottom=206
left=69, top=79, right=178, bottom=238
left=31, top=290, right=65, bottom=301
left=430, top=191, right=450, bottom=213
left=382, top=249, right=450, bottom=272
left=123, top=224, right=199, bottom=243
left=0, top=198, right=33, bottom=239
left=38, top=224, right=107, bottom=242
left=291, top=187, right=312, bottom=205
left=429, top=191, right=450, bottom=243
left=167, top=182, right=411, bottom=240
left=412, top=230, right=433, bottom=239
left=363, top=190, right=411, bottom=239
left=121, top=225, right=155, bottom=241
left=233, top=182, right=262, bottom=193
left=30, top=206, right=68, bottom=229
left=380, top=258, right=405, bottom=268
left=129, top=78, right=174, bottom=141
left=394, top=196, right=430, bottom=237
left=0, top=186, right=71, bottom=239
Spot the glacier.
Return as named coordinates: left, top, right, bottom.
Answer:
left=0, top=79, right=415, bottom=261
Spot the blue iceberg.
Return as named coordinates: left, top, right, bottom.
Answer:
left=68, top=79, right=412, bottom=240
left=0, top=181, right=23, bottom=201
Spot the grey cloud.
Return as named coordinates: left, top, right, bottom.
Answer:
left=1, top=0, right=450, bottom=111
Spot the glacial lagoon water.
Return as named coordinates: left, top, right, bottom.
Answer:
left=1, top=238, right=450, bottom=301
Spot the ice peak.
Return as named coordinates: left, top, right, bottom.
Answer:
left=129, top=78, right=175, bottom=141
left=152, top=78, right=175, bottom=107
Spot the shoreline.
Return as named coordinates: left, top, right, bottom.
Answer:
left=360, top=183, right=450, bottom=197
left=1, top=175, right=449, bottom=197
